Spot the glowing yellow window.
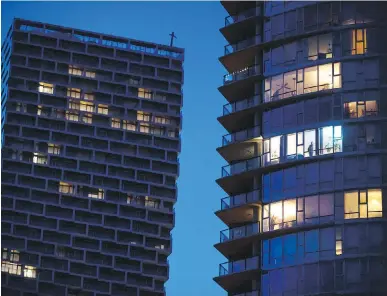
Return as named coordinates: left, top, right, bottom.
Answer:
left=67, top=88, right=81, bottom=99
left=137, top=111, right=150, bottom=121
left=351, top=29, right=367, bottom=55
left=82, top=113, right=93, bottom=124
left=155, top=116, right=170, bottom=125
left=10, top=250, right=19, bottom=262
left=47, top=143, right=61, bottom=155
left=85, top=70, right=96, bottom=78
left=1, top=262, right=21, bottom=275
left=69, top=99, right=80, bottom=110
left=59, top=182, right=74, bottom=194
left=84, top=93, right=95, bottom=101
left=97, top=104, right=108, bottom=115
left=138, top=88, right=153, bottom=99
left=33, top=153, right=47, bottom=164
left=68, top=65, right=82, bottom=76
left=344, top=189, right=383, bottom=219
left=88, top=189, right=104, bottom=199
left=111, top=118, right=121, bottom=128
left=80, top=101, right=94, bottom=112
left=123, top=120, right=136, bottom=131
left=38, top=82, right=54, bottom=94
left=23, top=266, right=36, bottom=278
left=66, top=111, right=79, bottom=122
left=140, top=123, right=150, bottom=133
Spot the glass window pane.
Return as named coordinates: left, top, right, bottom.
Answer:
left=304, top=66, right=318, bottom=90
left=305, top=129, right=316, bottom=157
left=270, top=201, right=283, bottom=226
left=287, top=133, right=297, bottom=156
left=359, top=204, right=367, bottom=218
left=305, top=195, right=319, bottom=218
left=344, top=191, right=359, bottom=218
left=284, top=199, right=297, bottom=222
left=367, top=189, right=382, bottom=213
left=319, top=194, right=334, bottom=216
left=319, top=63, right=332, bottom=89
left=271, top=136, right=281, bottom=161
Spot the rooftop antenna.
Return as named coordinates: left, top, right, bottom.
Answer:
left=169, top=32, right=177, bottom=47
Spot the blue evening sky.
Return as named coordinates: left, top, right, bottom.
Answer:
left=1, top=1, right=228, bottom=295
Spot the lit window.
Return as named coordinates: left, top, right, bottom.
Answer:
left=145, top=196, right=160, bottom=209
left=167, top=130, right=176, bottom=138
left=2, top=248, right=8, bottom=260
left=351, top=29, right=367, bottom=55
left=137, top=111, right=151, bottom=121
left=69, top=99, right=80, bottom=110
left=67, top=88, right=81, bottom=99
left=1, top=262, right=21, bottom=275
left=140, top=124, right=150, bottom=133
left=80, top=101, right=94, bottom=112
left=138, top=88, right=153, bottom=99
left=85, top=70, right=96, bottom=78
left=155, top=116, right=170, bottom=125
left=33, top=153, right=47, bottom=164
left=97, top=104, right=108, bottom=115
left=335, top=227, right=343, bottom=255
left=123, top=120, right=136, bottom=131
left=66, top=111, right=79, bottom=122
left=344, top=100, right=378, bottom=118
left=16, top=103, right=22, bottom=112
left=344, top=189, right=383, bottom=219
left=23, top=265, right=36, bottom=278
left=111, top=118, right=121, bottom=128
left=38, top=82, right=54, bottom=94
left=59, top=182, right=74, bottom=194
left=82, top=113, right=93, bottom=124
left=48, top=143, right=61, bottom=155
left=88, top=189, right=104, bottom=199
left=37, top=105, right=43, bottom=116
left=84, top=93, right=95, bottom=101
left=68, top=65, right=82, bottom=76
left=319, top=126, right=342, bottom=155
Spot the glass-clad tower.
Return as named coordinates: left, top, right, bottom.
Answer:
left=1, top=18, right=183, bottom=296
left=215, top=2, right=387, bottom=296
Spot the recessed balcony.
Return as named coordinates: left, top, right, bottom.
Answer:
left=221, top=35, right=262, bottom=73
left=214, top=256, right=260, bottom=291
left=216, top=190, right=261, bottom=226
left=219, top=95, right=261, bottom=132
left=220, top=222, right=259, bottom=243
left=221, top=126, right=261, bottom=147
left=223, top=64, right=260, bottom=85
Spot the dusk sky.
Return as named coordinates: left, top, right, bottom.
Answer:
left=1, top=1, right=229, bottom=295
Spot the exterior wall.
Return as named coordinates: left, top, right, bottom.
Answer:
left=216, top=2, right=387, bottom=296
left=1, top=18, right=184, bottom=296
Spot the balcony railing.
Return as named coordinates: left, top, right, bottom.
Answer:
left=222, top=126, right=261, bottom=147
left=223, top=64, right=261, bottom=85
left=219, top=256, right=260, bottom=277
left=224, top=7, right=260, bottom=27
left=220, top=222, right=260, bottom=243
left=220, top=190, right=260, bottom=210
left=222, top=155, right=261, bottom=177
left=224, top=35, right=262, bottom=55
left=234, top=291, right=260, bottom=296
left=223, top=95, right=261, bottom=116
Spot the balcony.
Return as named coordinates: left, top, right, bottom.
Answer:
left=222, top=95, right=261, bottom=116
left=222, top=155, right=261, bottom=178
left=224, top=35, right=262, bottom=56
left=220, top=190, right=260, bottom=211
left=222, top=126, right=261, bottom=147
left=220, top=222, right=259, bottom=243
left=223, top=64, right=260, bottom=85
left=224, top=7, right=260, bottom=27
left=215, top=256, right=260, bottom=291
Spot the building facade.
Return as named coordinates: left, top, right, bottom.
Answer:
left=1, top=18, right=183, bottom=296
left=215, top=2, right=387, bottom=296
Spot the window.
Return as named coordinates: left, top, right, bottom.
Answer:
left=66, top=111, right=79, bottom=122
left=140, top=124, right=150, bottom=133
left=67, top=88, right=81, bottom=99
left=168, top=130, right=176, bottom=138
left=305, top=33, right=333, bottom=61
left=69, top=99, right=80, bottom=110
left=97, top=104, right=108, bottom=115
left=155, top=116, right=170, bottom=125
left=38, top=82, right=54, bottom=94
left=48, top=143, right=61, bottom=155
left=1, top=262, right=21, bottom=275
left=344, top=189, right=383, bottom=219
left=80, top=101, right=94, bottom=112
left=351, top=29, right=367, bottom=55
left=68, top=65, right=82, bottom=76
left=33, top=153, right=47, bottom=164
left=2, top=248, right=8, bottom=260
left=88, top=188, right=104, bottom=199
left=59, top=182, right=74, bottom=194
left=344, top=100, right=378, bottom=118
left=82, top=113, right=93, bottom=124
left=137, top=111, right=151, bottom=122
left=335, top=227, right=343, bottom=255
left=138, top=88, right=153, bottom=99
left=151, top=126, right=164, bottom=136
left=111, top=118, right=121, bottom=128
left=123, top=120, right=136, bottom=131
left=23, top=265, right=36, bottom=278
left=145, top=196, right=160, bottom=209
left=129, top=78, right=140, bottom=85
left=85, top=70, right=96, bottom=78
left=319, top=125, right=342, bottom=155
left=84, top=93, right=95, bottom=101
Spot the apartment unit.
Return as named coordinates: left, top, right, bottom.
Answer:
left=215, top=2, right=387, bottom=296
left=1, top=18, right=183, bottom=296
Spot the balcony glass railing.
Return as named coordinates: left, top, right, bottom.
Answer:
left=222, top=126, right=261, bottom=147
left=219, top=256, right=260, bottom=276
left=220, top=190, right=260, bottom=210
left=222, top=155, right=261, bottom=177
left=223, top=95, right=261, bottom=116
left=220, top=222, right=260, bottom=243
left=223, top=64, right=261, bottom=85
left=225, top=35, right=262, bottom=55
left=224, top=7, right=260, bottom=26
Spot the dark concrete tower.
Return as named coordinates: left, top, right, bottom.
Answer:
left=1, top=18, right=183, bottom=296
left=215, top=2, right=387, bottom=296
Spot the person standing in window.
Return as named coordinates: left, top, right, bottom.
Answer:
left=308, top=142, right=314, bottom=157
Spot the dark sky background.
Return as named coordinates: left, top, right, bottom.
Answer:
left=1, top=1, right=229, bottom=295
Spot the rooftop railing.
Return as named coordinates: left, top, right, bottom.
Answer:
left=220, top=222, right=260, bottom=243
left=224, top=7, right=260, bottom=27
left=223, top=95, right=261, bottom=116
left=223, top=64, right=261, bottom=85
left=219, top=256, right=260, bottom=277
left=222, top=125, right=261, bottom=147
left=220, top=190, right=260, bottom=211
left=224, top=35, right=262, bottom=55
